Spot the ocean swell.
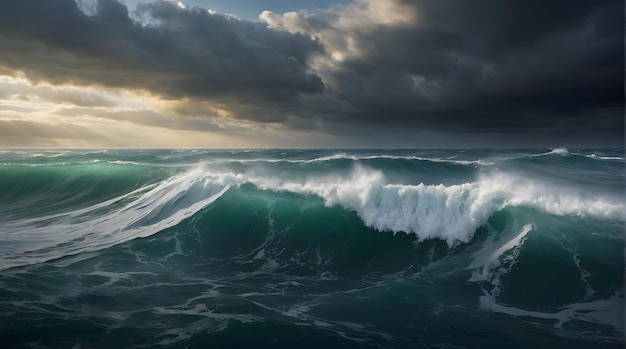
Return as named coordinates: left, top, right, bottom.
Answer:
left=1, top=162, right=623, bottom=269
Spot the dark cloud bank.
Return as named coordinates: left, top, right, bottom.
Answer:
left=0, top=0, right=622, bottom=147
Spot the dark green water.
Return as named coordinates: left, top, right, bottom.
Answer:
left=0, top=149, right=624, bottom=348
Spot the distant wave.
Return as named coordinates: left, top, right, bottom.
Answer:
left=586, top=154, right=625, bottom=161
left=546, top=147, right=570, bottom=156
left=303, top=153, right=489, bottom=165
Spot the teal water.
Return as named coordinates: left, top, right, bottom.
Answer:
left=0, top=149, right=624, bottom=348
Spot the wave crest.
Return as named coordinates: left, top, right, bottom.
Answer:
left=265, top=166, right=490, bottom=244
left=546, top=147, right=570, bottom=156
left=251, top=165, right=625, bottom=245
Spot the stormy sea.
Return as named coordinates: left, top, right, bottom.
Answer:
left=0, top=148, right=623, bottom=348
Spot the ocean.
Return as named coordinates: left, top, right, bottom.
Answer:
left=0, top=148, right=623, bottom=348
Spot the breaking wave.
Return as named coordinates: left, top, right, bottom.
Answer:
left=2, top=161, right=623, bottom=269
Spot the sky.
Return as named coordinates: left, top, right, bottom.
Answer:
left=0, top=0, right=623, bottom=148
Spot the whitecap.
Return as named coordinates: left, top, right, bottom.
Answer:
left=250, top=166, right=625, bottom=245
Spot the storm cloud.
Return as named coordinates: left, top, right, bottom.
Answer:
left=0, top=0, right=323, bottom=120
left=0, top=0, right=623, bottom=146
left=264, top=0, right=623, bottom=133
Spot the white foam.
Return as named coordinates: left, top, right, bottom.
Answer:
left=304, top=153, right=351, bottom=163
left=469, top=223, right=533, bottom=283
left=586, top=154, right=625, bottom=161
left=476, top=172, right=625, bottom=220
left=546, top=147, right=570, bottom=156
left=479, top=292, right=624, bottom=341
left=468, top=221, right=624, bottom=342
left=302, top=153, right=487, bottom=165
left=411, top=156, right=491, bottom=166
left=252, top=166, right=625, bottom=245
left=107, top=160, right=143, bottom=166
left=254, top=166, right=498, bottom=245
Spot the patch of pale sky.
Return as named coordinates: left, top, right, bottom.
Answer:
left=0, top=74, right=346, bottom=148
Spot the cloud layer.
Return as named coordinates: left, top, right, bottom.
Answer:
left=0, top=0, right=623, bottom=147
